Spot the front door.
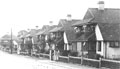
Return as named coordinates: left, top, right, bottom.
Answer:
left=88, top=41, right=96, bottom=59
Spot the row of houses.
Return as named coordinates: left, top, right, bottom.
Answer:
left=18, top=1, right=120, bottom=61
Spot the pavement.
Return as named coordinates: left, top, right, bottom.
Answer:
left=0, top=51, right=103, bottom=69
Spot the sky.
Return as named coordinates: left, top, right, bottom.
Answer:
left=0, top=0, right=120, bottom=37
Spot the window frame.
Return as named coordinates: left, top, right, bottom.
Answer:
left=71, top=42, right=77, bottom=52
left=97, top=41, right=101, bottom=51
left=109, top=41, right=120, bottom=48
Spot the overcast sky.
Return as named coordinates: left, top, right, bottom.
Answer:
left=0, top=0, right=119, bottom=37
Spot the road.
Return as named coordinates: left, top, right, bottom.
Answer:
left=0, top=51, right=98, bottom=69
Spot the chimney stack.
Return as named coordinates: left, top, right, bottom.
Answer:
left=35, top=26, right=39, bottom=30
left=67, top=14, right=72, bottom=21
left=49, top=21, right=53, bottom=26
left=98, top=1, right=105, bottom=10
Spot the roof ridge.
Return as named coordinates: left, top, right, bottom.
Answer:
left=88, top=9, right=95, bottom=18
left=89, top=8, right=120, bottom=10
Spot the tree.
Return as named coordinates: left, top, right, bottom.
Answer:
left=17, top=30, right=28, bottom=38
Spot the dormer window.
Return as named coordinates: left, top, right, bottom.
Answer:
left=83, top=25, right=87, bottom=32
left=82, top=24, right=96, bottom=32
left=50, top=33, right=55, bottom=38
left=73, top=23, right=96, bottom=33
left=74, top=27, right=80, bottom=33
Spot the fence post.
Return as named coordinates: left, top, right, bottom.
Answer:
left=68, top=55, right=70, bottom=63
left=99, top=57, right=102, bottom=68
left=81, top=56, right=83, bottom=65
left=81, top=43, right=84, bottom=65
left=49, top=50, right=52, bottom=60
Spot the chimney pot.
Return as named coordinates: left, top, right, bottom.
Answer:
left=67, top=14, right=72, bottom=21
left=98, top=1, right=105, bottom=10
left=49, top=21, right=53, bottom=26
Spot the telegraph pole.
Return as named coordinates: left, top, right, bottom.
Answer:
left=10, top=28, right=13, bottom=54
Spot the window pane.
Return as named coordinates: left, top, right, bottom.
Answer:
left=110, top=42, right=114, bottom=46
left=98, top=41, right=101, bottom=51
left=72, top=43, right=77, bottom=52
left=115, top=42, right=119, bottom=46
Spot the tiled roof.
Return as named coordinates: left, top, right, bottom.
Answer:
left=75, top=32, right=96, bottom=41
left=84, top=8, right=120, bottom=23
left=26, top=29, right=38, bottom=37
left=36, top=30, right=46, bottom=35
left=64, top=29, right=76, bottom=42
left=36, top=25, right=57, bottom=35
left=65, top=29, right=96, bottom=42
left=58, top=19, right=82, bottom=42
left=19, top=33, right=28, bottom=38
left=72, top=18, right=93, bottom=26
left=98, top=23, right=120, bottom=41
left=58, top=19, right=81, bottom=30
left=49, top=27, right=63, bottom=33
left=43, top=25, right=57, bottom=34
left=75, top=8, right=120, bottom=41
left=1, top=34, right=19, bottom=41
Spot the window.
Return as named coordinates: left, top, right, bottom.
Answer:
left=50, top=33, right=55, bottom=38
left=74, top=27, right=81, bottom=33
left=98, top=41, right=101, bottom=51
left=72, top=42, right=77, bottom=52
left=64, top=44, right=67, bottom=50
left=109, top=41, right=120, bottom=48
left=68, top=43, right=72, bottom=51
left=45, top=35, right=48, bottom=41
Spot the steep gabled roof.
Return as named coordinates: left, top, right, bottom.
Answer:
left=72, top=18, right=93, bottom=26
left=36, top=25, right=57, bottom=35
left=49, top=27, right=63, bottom=33
left=58, top=19, right=82, bottom=42
left=74, top=8, right=120, bottom=41
left=43, top=25, right=57, bottom=34
left=42, top=25, right=50, bottom=30
left=1, top=34, right=19, bottom=41
left=58, top=19, right=81, bottom=30
left=36, top=30, right=46, bottom=35
left=26, top=29, right=38, bottom=37
left=84, top=8, right=120, bottom=23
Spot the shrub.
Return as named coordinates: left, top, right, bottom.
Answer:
left=45, top=50, right=49, bottom=54
left=69, top=51, right=78, bottom=57
left=61, top=50, right=70, bottom=56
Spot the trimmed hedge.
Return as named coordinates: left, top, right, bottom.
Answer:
left=83, top=59, right=99, bottom=68
left=101, top=60, right=120, bottom=69
left=59, top=56, right=68, bottom=63
left=69, top=51, right=78, bottom=57
left=69, top=57, right=81, bottom=64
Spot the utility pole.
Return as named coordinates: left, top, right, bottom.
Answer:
left=10, top=28, right=13, bottom=54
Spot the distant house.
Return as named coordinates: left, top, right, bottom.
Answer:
left=58, top=18, right=81, bottom=52
left=0, top=34, right=19, bottom=51
left=36, top=25, right=57, bottom=53
left=49, top=26, right=64, bottom=52
left=49, top=15, right=81, bottom=56
left=24, top=29, right=39, bottom=48
left=72, top=1, right=120, bottom=59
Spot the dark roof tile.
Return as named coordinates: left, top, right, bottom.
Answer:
left=84, top=8, right=120, bottom=23
left=98, top=23, right=120, bottom=41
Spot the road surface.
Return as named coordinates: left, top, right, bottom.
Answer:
left=0, top=51, right=98, bottom=69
